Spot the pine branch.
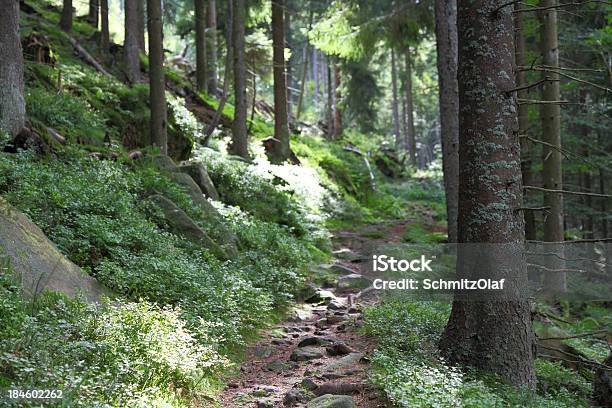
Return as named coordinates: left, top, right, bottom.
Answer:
left=524, top=185, right=612, bottom=198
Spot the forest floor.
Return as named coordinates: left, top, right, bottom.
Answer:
left=219, top=219, right=414, bottom=408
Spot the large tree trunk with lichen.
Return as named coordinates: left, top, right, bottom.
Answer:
left=539, top=0, right=566, bottom=292
left=207, top=0, right=218, bottom=94
left=60, top=0, right=72, bottom=32
left=438, top=0, right=536, bottom=388
left=391, top=49, right=401, bottom=151
left=0, top=0, right=25, bottom=138
left=229, top=0, right=249, bottom=159
left=194, top=0, right=207, bottom=93
left=147, top=0, right=167, bottom=154
left=125, top=0, right=141, bottom=83
left=270, top=0, right=291, bottom=162
left=435, top=0, right=459, bottom=243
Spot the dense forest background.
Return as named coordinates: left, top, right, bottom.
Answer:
left=0, top=0, right=610, bottom=407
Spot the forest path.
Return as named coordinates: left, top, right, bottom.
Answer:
left=218, top=219, right=413, bottom=408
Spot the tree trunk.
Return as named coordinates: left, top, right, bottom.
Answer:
left=435, top=0, right=459, bottom=244
left=88, top=0, right=99, bottom=27
left=147, top=0, right=167, bottom=154
left=313, top=48, right=319, bottom=105
left=391, top=49, right=401, bottom=151
left=539, top=0, right=565, bottom=293
left=514, top=7, right=536, bottom=241
left=207, top=0, right=218, bottom=95
left=194, top=0, right=207, bottom=93
left=100, top=0, right=110, bottom=54
left=270, top=0, right=290, bottom=162
left=136, top=0, right=146, bottom=52
left=404, top=49, right=417, bottom=167
left=326, top=57, right=334, bottom=139
left=332, top=60, right=342, bottom=137
left=296, top=43, right=311, bottom=121
left=229, top=0, right=249, bottom=159
left=125, top=0, right=141, bottom=83
left=0, top=0, right=25, bottom=138
left=438, top=0, right=536, bottom=388
left=60, top=0, right=72, bottom=32
left=285, top=7, right=293, bottom=120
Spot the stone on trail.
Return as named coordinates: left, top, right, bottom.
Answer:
left=283, top=388, right=312, bottom=406
left=306, top=394, right=356, bottom=408
left=322, top=353, right=364, bottom=373
left=301, top=377, right=319, bottom=391
left=337, top=274, right=372, bottom=290
left=264, top=359, right=297, bottom=373
left=326, top=342, right=353, bottom=356
left=332, top=248, right=363, bottom=262
left=179, top=163, right=220, bottom=201
left=298, top=337, right=334, bottom=348
left=306, top=289, right=337, bottom=304
left=0, top=198, right=107, bottom=303
left=148, top=194, right=228, bottom=260
left=253, top=345, right=274, bottom=359
left=330, top=263, right=357, bottom=275
left=290, top=346, right=324, bottom=362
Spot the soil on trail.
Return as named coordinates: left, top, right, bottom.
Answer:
left=219, top=220, right=411, bottom=408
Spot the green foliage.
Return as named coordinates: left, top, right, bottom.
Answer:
left=0, top=271, right=225, bottom=407
left=363, top=297, right=592, bottom=407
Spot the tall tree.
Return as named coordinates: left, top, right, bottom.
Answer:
left=60, top=0, right=72, bottom=32
left=147, top=0, right=167, bottom=154
left=136, top=0, right=146, bottom=52
left=207, top=0, right=219, bottom=94
left=270, top=0, right=291, bottom=162
left=539, top=0, right=566, bottom=292
left=326, top=57, right=334, bottom=139
left=194, top=0, right=208, bottom=93
left=100, top=0, right=110, bottom=53
left=332, top=59, right=343, bottom=137
left=404, top=49, right=417, bottom=166
left=391, top=49, right=401, bottom=150
left=88, top=0, right=99, bottom=27
left=0, top=0, right=25, bottom=137
left=125, top=0, right=141, bottom=83
left=514, top=6, right=536, bottom=241
left=229, top=0, right=249, bottom=159
left=438, top=0, right=536, bottom=387
left=435, top=0, right=459, bottom=243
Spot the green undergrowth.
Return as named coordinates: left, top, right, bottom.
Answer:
left=363, top=297, right=597, bottom=407
left=0, top=148, right=326, bottom=406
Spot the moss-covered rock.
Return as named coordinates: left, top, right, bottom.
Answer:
left=0, top=198, right=107, bottom=303
left=179, top=163, right=219, bottom=201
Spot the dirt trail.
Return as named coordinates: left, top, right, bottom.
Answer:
left=219, top=220, right=412, bottom=408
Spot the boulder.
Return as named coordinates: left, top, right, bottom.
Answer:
left=148, top=194, right=228, bottom=260
left=166, top=172, right=238, bottom=257
left=337, top=274, right=372, bottom=290
left=179, top=163, right=220, bottom=201
left=0, top=199, right=107, bottom=303
left=290, top=346, right=324, bottom=362
left=306, top=394, right=356, bottom=408
left=150, top=154, right=179, bottom=173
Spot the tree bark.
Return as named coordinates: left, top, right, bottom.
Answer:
left=296, top=43, right=311, bottom=121
left=539, top=0, right=565, bottom=292
left=404, top=48, right=417, bottom=167
left=326, top=57, right=334, bottom=139
left=229, top=0, right=249, bottom=159
left=332, top=59, right=342, bottom=137
left=391, top=49, right=401, bottom=151
left=60, top=0, right=72, bottom=32
left=100, top=0, right=109, bottom=54
left=0, top=0, right=25, bottom=138
left=136, top=0, right=146, bottom=52
left=125, top=0, right=141, bottom=83
left=285, top=6, right=293, bottom=120
left=147, top=0, right=167, bottom=154
left=270, top=0, right=291, bottom=162
left=514, top=7, right=536, bottom=241
left=313, top=48, right=319, bottom=105
left=435, top=0, right=459, bottom=244
left=194, top=0, right=207, bottom=93
left=207, top=0, right=218, bottom=94
left=88, top=0, right=99, bottom=27
left=438, top=0, right=536, bottom=388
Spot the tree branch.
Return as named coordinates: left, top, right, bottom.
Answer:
left=524, top=185, right=612, bottom=198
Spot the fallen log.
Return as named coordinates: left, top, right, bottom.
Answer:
left=67, top=36, right=112, bottom=78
